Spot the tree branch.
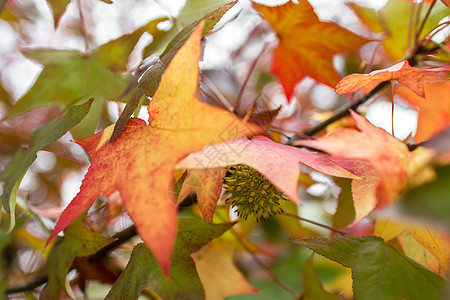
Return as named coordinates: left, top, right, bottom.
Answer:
left=5, top=225, right=137, bottom=295
left=300, top=81, right=389, bottom=138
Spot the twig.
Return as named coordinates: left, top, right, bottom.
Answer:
left=390, top=80, right=395, bottom=137
left=281, top=212, right=348, bottom=235
left=300, top=81, right=389, bottom=137
left=40, top=148, right=88, bottom=166
left=415, top=0, right=437, bottom=45
left=5, top=225, right=137, bottom=295
left=5, top=276, right=48, bottom=295
left=202, top=76, right=234, bottom=111
left=235, top=43, right=269, bottom=116
left=89, top=225, right=136, bottom=262
left=200, top=86, right=230, bottom=110
left=249, top=118, right=314, bottom=140
left=228, top=226, right=300, bottom=298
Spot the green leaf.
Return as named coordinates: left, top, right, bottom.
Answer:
left=291, top=235, right=446, bottom=300
left=301, top=255, right=341, bottom=300
left=0, top=81, right=11, bottom=107
left=349, top=0, right=449, bottom=60
left=45, top=0, right=70, bottom=28
left=6, top=18, right=168, bottom=138
left=178, top=0, right=232, bottom=27
left=110, top=1, right=237, bottom=142
left=332, top=178, right=355, bottom=229
left=105, top=218, right=234, bottom=300
left=401, top=165, right=450, bottom=227
left=40, top=213, right=114, bottom=300
left=94, top=17, right=169, bottom=73
left=0, top=99, right=93, bottom=223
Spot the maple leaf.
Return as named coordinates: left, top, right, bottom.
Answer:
left=6, top=18, right=168, bottom=138
left=46, top=0, right=70, bottom=28
left=397, top=81, right=450, bottom=142
left=336, top=60, right=448, bottom=97
left=178, top=0, right=232, bottom=27
left=349, top=0, right=449, bottom=61
left=301, top=255, right=341, bottom=300
left=105, top=218, right=234, bottom=300
left=295, top=111, right=410, bottom=217
left=176, top=136, right=358, bottom=204
left=46, top=24, right=261, bottom=275
left=397, top=231, right=443, bottom=277
left=252, top=0, right=371, bottom=101
left=40, top=214, right=114, bottom=299
left=177, top=168, right=226, bottom=222
left=111, top=1, right=237, bottom=142
left=374, top=216, right=450, bottom=275
left=0, top=99, right=93, bottom=231
left=194, top=239, right=259, bottom=300
left=292, top=235, right=446, bottom=299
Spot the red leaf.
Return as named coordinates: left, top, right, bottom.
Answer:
left=252, top=0, right=371, bottom=101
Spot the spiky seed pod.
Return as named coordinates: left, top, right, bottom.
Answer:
left=224, top=164, right=289, bottom=222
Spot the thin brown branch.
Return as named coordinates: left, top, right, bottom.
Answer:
left=249, top=118, right=314, bottom=140
left=5, top=225, right=137, bottom=295
left=228, top=226, right=300, bottom=298
left=300, top=81, right=389, bottom=137
left=235, top=43, right=269, bottom=116
left=281, top=212, right=348, bottom=235
left=415, top=0, right=437, bottom=45
left=40, top=148, right=89, bottom=165
left=390, top=80, right=395, bottom=137
left=202, top=76, right=234, bottom=111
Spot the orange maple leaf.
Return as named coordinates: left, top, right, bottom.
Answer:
left=336, top=60, right=448, bottom=97
left=397, top=81, right=450, bottom=142
left=177, top=168, right=226, bottom=222
left=252, top=0, right=371, bottom=101
left=295, top=111, right=410, bottom=219
left=46, top=24, right=261, bottom=275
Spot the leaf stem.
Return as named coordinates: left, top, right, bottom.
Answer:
left=415, top=0, right=437, bottom=46
left=235, top=43, right=269, bottom=116
left=249, top=118, right=314, bottom=140
left=202, top=76, right=234, bottom=111
left=229, top=226, right=300, bottom=298
left=40, top=148, right=88, bottom=165
left=77, top=0, right=89, bottom=54
left=281, top=212, right=348, bottom=235
left=390, top=80, right=395, bottom=138
left=201, top=76, right=234, bottom=111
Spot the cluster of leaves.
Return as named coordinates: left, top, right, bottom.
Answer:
left=0, top=0, right=449, bottom=299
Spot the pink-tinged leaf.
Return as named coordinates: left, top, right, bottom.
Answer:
left=177, top=168, right=226, bottom=222
left=295, top=111, right=410, bottom=218
left=329, top=158, right=379, bottom=225
left=336, top=60, right=448, bottom=97
left=176, top=136, right=357, bottom=204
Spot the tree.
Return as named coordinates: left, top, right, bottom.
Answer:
left=0, top=0, right=449, bottom=299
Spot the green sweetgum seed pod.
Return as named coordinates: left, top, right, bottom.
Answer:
left=224, top=164, right=289, bottom=222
